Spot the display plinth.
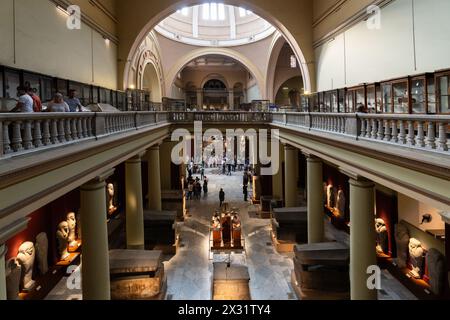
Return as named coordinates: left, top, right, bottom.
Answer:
left=68, top=240, right=82, bottom=253
left=213, top=263, right=251, bottom=300
left=109, top=249, right=166, bottom=300
left=56, top=252, right=80, bottom=267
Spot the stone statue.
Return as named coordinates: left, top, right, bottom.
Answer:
left=327, top=184, right=335, bottom=208
left=336, top=188, right=346, bottom=217
left=426, top=248, right=446, bottom=296
left=5, top=258, right=21, bottom=300
left=408, top=238, right=424, bottom=279
left=394, top=223, right=410, bottom=268
left=232, top=214, right=241, bottom=229
left=16, top=242, right=36, bottom=292
left=322, top=182, right=327, bottom=205
left=76, top=212, right=82, bottom=240
left=35, top=232, right=49, bottom=275
left=375, top=218, right=389, bottom=255
left=107, top=183, right=117, bottom=214
left=56, top=221, right=70, bottom=260
left=66, top=212, right=77, bottom=247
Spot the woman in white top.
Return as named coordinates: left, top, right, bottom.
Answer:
left=47, top=93, right=70, bottom=112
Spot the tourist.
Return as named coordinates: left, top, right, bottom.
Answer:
left=203, top=176, right=208, bottom=195
left=27, top=87, right=42, bottom=112
left=11, top=86, right=34, bottom=113
left=65, top=89, right=84, bottom=112
left=219, top=188, right=225, bottom=207
left=46, top=93, right=70, bottom=112
left=187, top=182, right=194, bottom=200
left=243, top=185, right=248, bottom=202
left=200, top=165, right=205, bottom=180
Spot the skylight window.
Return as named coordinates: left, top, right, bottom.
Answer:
left=177, top=7, right=189, bottom=16
left=290, top=55, right=297, bottom=68
left=202, top=3, right=226, bottom=21
left=239, top=7, right=253, bottom=17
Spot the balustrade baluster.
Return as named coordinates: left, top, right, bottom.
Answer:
left=33, top=120, right=43, bottom=148
left=11, top=121, right=24, bottom=152
left=360, top=118, right=366, bottom=137
left=58, top=119, right=66, bottom=143
left=415, top=121, right=425, bottom=147
left=438, top=122, right=448, bottom=151
left=365, top=119, right=372, bottom=138
left=41, top=119, right=51, bottom=146
left=390, top=120, right=398, bottom=143
left=23, top=120, right=34, bottom=149
left=371, top=119, right=378, bottom=139
left=407, top=121, right=415, bottom=146
left=77, top=118, right=83, bottom=139
left=65, top=119, right=72, bottom=141
left=2, top=121, right=12, bottom=154
left=398, top=120, right=406, bottom=144
left=71, top=118, right=78, bottom=140
left=426, top=122, right=436, bottom=149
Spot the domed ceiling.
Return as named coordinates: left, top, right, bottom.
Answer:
left=154, top=3, right=276, bottom=47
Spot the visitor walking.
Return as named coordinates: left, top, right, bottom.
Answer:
left=243, top=185, right=248, bottom=202
left=219, top=189, right=225, bottom=207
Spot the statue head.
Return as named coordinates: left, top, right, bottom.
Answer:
left=408, top=238, right=424, bottom=258
left=66, top=212, right=76, bottom=229
left=57, top=221, right=69, bottom=238
left=18, top=242, right=35, bottom=259
left=375, top=218, right=387, bottom=234
left=107, top=183, right=114, bottom=197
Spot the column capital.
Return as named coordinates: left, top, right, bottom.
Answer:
left=148, top=144, right=161, bottom=151
left=81, top=169, right=115, bottom=191
left=127, top=151, right=146, bottom=163
left=284, top=144, right=296, bottom=151
left=0, top=217, right=30, bottom=245
left=304, top=153, right=321, bottom=163
left=340, top=168, right=374, bottom=188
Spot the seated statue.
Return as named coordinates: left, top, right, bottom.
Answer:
left=66, top=212, right=77, bottom=247
left=375, top=218, right=389, bottom=255
left=17, top=242, right=36, bottom=292
left=107, top=183, right=117, bottom=214
left=408, top=238, right=424, bottom=279
left=56, top=221, right=70, bottom=260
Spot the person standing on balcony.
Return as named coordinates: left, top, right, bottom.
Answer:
left=47, top=93, right=70, bottom=112
left=11, top=86, right=34, bottom=113
left=27, top=87, right=42, bottom=112
left=66, top=89, right=84, bottom=112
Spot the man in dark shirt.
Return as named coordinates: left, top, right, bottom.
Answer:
left=219, top=189, right=225, bottom=207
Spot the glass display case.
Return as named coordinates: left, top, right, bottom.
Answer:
left=323, top=91, right=331, bottom=112
left=381, top=82, right=392, bottom=113
left=366, top=83, right=381, bottom=113
left=92, top=86, right=99, bottom=104
left=311, top=93, right=319, bottom=112
left=318, top=92, right=325, bottom=112
left=392, top=78, right=409, bottom=113
left=81, top=84, right=92, bottom=106
left=338, top=89, right=346, bottom=113
left=346, top=85, right=366, bottom=112
left=56, top=78, right=68, bottom=97
left=436, top=69, right=450, bottom=114
left=111, top=90, right=117, bottom=108
left=300, top=94, right=310, bottom=112
left=410, top=73, right=435, bottom=114
left=41, top=76, right=53, bottom=102
left=330, top=90, right=338, bottom=113
left=117, top=91, right=127, bottom=111
left=4, top=68, right=20, bottom=99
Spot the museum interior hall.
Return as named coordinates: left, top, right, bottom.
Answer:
left=0, top=0, right=449, bottom=302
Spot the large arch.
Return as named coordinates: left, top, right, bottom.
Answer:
left=266, top=32, right=287, bottom=102
left=164, top=48, right=265, bottom=98
left=117, top=0, right=314, bottom=93
left=142, top=61, right=163, bottom=103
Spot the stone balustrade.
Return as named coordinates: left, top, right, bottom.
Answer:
left=169, top=111, right=272, bottom=123
left=0, top=112, right=169, bottom=157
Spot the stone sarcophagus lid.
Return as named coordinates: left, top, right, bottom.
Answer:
left=292, top=242, right=350, bottom=300
left=144, top=210, right=178, bottom=254
left=271, top=207, right=308, bottom=250
left=109, top=250, right=166, bottom=300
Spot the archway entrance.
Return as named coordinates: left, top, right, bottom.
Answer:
left=142, top=62, right=162, bottom=103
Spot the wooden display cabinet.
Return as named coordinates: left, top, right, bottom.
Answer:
left=381, top=77, right=410, bottom=114
left=435, top=69, right=450, bottom=114
left=366, top=83, right=381, bottom=113
left=338, top=88, right=346, bottom=113
left=410, top=73, right=435, bottom=114
left=346, top=84, right=367, bottom=113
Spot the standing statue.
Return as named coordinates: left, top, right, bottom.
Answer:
left=56, top=221, right=70, bottom=260
left=16, top=242, right=36, bottom=292
left=375, top=218, right=389, bottom=255
left=408, top=238, right=424, bottom=279
left=394, top=224, right=410, bottom=268
left=5, top=258, right=21, bottom=300
left=35, top=232, right=49, bottom=275
left=66, top=212, right=77, bottom=247
left=336, top=188, right=346, bottom=217
left=327, top=184, right=335, bottom=208
left=107, top=183, right=117, bottom=214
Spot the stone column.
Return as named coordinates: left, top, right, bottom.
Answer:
left=80, top=171, right=113, bottom=300
left=349, top=176, right=377, bottom=300
left=284, top=145, right=298, bottom=207
left=147, top=145, right=162, bottom=211
left=0, top=245, right=7, bottom=300
left=272, top=142, right=284, bottom=200
left=197, top=90, right=203, bottom=109
left=125, top=154, right=145, bottom=250
left=306, top=155, right=324, bottom=244
left=228, top=91, right=234, bottom=110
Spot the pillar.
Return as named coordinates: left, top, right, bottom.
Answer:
left=126, top=154, right=145, bottom=250
left=80, top=174, right=112, bottom=300
left=306, top=155, right=324, bottom=243
left=228, top=91, right=234, bottom=110
left=284, top=145, right=298, bottom=207
left=0, top=245, right=7, bottom=300
left=147, top=145, right=162, bottom=211
left=349, top=177, right=377, bottom=300
left=272, top=142, right=284, bottom=200
left=197, top=90, right=203, bottom=108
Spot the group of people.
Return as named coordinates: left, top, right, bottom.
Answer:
left=186, top=176, right=208, bottom=201
left=11, top=86, right=84, bottom=113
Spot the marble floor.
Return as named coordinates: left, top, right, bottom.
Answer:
left=45, top=168, right=417, bottom=300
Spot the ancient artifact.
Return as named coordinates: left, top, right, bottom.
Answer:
left=394, top=223, right=410, bottom=268
left=408, top=238, right=424, bottom=279
left=76, top=212, right=82, bottom=240
left=107, top=183, right=117, bottom=214
left=17, top=242, right=36, bottom=292
left=5, top=258, right=21, bottom=300
left=271, top=207, right=308, bottom=252
left=375, top=218, right=389, bottom=255
left=426, top=248, right=445, bottom=295
left=292, top=242, right=350, bottom=300
left=35, top=232, right=49, bottom=275
left=232, top=213, right=242, bottom=248
left=56, top=221, right=70, bottom=260
left=109, top=250, right=166, bottom=300
left=327, top=184, right=335, bottom=208
left=66, top=212, right=77, bottom=246
left=144, top=210, right=178, bottom=254
left=336, top=188, right=346, bottom=217
left=213, top=262, right=251, bottom=300
left=221, top=213, right=232, bottom=246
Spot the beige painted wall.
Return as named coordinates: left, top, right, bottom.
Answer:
left=0, top=0, right=117, bottom=90
left=315, top=0, right=450, bottom=91
left=181, top=67, right=248, bottom=90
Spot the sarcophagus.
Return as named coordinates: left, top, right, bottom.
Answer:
left=161, top=190, right=184, bottom=219
left=272, top=207, right=308, bottom=243
left=144, top=210, right=177, bottom=253
left=109, top=250, right=166, bottom=300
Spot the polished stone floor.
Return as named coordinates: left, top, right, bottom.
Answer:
left=46, top=168, right=416, bottom=300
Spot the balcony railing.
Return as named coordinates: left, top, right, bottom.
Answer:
left=273, top=112, right=449, bottom=153
left=169, top=111, right=272, bottom=123
left=0, top=112, right=169, bottom=158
